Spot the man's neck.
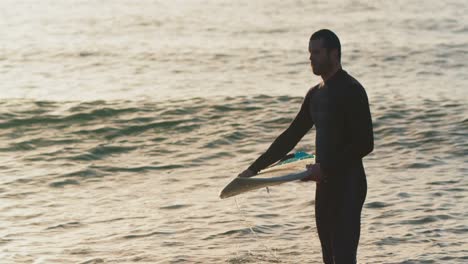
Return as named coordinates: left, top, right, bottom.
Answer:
left=321, top=65, right=342, bottom=82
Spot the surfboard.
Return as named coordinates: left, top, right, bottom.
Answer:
left=219, top=152, right=315, bottom=199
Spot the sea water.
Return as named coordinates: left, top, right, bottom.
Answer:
left=0, top=0, right=467, bottom=263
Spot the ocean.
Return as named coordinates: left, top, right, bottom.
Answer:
left=0, top=0, right=467, bottom=263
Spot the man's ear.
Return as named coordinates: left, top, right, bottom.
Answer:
left=330, top=49, right=339, bottom=62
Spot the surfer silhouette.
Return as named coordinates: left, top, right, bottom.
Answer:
left=238, top=29, right=374, bottom=264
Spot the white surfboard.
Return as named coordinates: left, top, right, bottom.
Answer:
left=219, top=157, right=314, bottom=199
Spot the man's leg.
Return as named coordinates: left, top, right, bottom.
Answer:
left=315, top=182, right=335, bottom=264
left=332, top=172, right=367, bottom=264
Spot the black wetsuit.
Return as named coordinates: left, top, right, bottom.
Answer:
left=248, top=69, right=374, bottom=264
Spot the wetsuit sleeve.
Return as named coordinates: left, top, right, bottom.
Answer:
left=248, top=93, right=314, bottom=173
left=320, top=84, right=374, bottom=177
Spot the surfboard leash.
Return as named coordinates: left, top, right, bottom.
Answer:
left=234, top=197, right=281, bottom=263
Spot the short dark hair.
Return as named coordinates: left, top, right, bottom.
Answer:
left=310, top=29, right=341, bottom=62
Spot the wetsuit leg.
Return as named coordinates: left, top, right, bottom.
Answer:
left=315, top=163, right=367, bottom=264
left=315, top=181, right=336, bottom=264
left=332, top=164, right=367, bottom=264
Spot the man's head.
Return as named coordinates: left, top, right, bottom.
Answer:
left=308, top=29, right=341, bottom=76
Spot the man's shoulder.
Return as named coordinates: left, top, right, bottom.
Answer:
left=306, top=84, right=320, bottom=97
left=342, top=70, right=364, bottom=88
left=341, top=71, right=367, bottom=96
left=300, top=85, right=320, bottom=106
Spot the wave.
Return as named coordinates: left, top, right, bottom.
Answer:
left=0, top=95, right=466, bottom=186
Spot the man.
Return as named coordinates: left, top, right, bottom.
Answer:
left=238, top=29, right=374, bottom=264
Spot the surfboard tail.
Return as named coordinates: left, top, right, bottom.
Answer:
left=219, top=171, right=310, bottom=199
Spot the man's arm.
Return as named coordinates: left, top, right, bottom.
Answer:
left=320, top=84, right=374, bottom=177
left=242, top=93, right=315, bottom=176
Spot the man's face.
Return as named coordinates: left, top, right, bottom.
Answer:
left=308, top=39, right=332, bottom=76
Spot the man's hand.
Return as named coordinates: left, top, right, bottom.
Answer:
left=238, top=169, right=256, bottom=178
left=301, top=163, right=325, bottom=183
